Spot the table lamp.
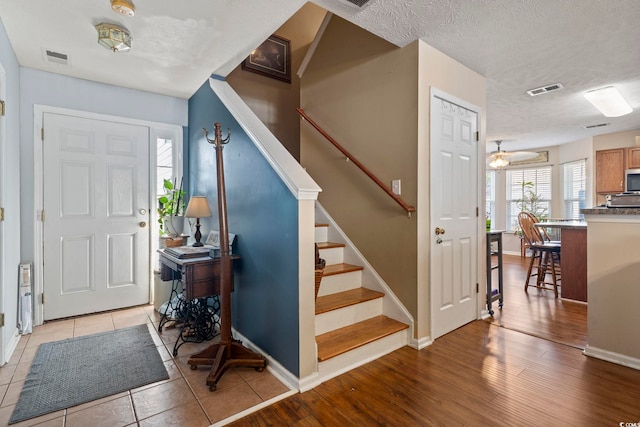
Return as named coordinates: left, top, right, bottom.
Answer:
left=185, top=196, right=212, bottom=247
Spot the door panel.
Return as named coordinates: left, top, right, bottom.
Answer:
left=60, top=235, right=94, bottom=295
left=430, top=90, right=479, bottom=340
left=43, top=113, right=150, bottom=320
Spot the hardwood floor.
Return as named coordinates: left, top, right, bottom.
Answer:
left=230, top=255, right=640, bottom=426
left=487, top=254, right=588, bottom=349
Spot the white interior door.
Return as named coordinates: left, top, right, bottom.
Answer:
left=0, top=65, right=5, bottom=363
left=43, top=113, right=150, bottom=320
left=430, top=89, right=479, bottom=340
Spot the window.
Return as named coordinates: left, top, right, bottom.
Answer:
left=486, top=170, right=496, bottom=225
left=157, top=137, right=178, bottom=200
left=563, top=159, right=586, bottom=220
left=506, top=167, right=552, bottom=231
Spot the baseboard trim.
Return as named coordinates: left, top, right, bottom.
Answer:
left=231, top=328, right=300, bottom=391
left=480, top=309, right=492, bottom=319
left=583, top=345, right=640, bottom=371
left=2, top=329, right=21, bottom=366
left=408, top=335, right=432, bottom=350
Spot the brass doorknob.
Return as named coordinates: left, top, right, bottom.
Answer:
left=139, top=221, right=147, bottom=228
left=435, top=227, right=445, bottom=235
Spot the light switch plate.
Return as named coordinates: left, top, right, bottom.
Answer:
left=392, top=179, right=401, bottom=195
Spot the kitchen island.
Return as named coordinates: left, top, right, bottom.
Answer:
left=535, top=221, right=587, bottom=302
left=581, top=207, right=640, bottom=370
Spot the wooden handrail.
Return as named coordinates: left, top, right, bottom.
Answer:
left=297, top=108, right=416, bottom=215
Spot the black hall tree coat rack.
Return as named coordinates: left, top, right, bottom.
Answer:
left=188, top=122, right=266, bottom=391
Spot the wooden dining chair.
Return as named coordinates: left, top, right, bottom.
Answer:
left=518, top=212, right=561, bottom=297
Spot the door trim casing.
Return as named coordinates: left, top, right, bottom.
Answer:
left=33, top=105, right=182, bottom=325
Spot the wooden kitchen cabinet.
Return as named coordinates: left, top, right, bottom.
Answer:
left=626, top=147, right=640, bottom=169
left=596, top=148, right=625, bottom=194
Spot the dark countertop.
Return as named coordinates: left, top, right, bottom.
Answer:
left=581, top=207, right=640, bottom=215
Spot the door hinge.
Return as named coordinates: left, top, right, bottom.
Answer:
left=41, top=210, right=45, bottom=222
left=0, top=100, right=5, bottom=116
left=41, top=128, right=44, bottom=141
left=475, top=131, right=479, bottom=141
left=476, top=207, right=479, bottom=217
left=0, top=207, right=4, bottom=221
left=41, top=293, right=45, bottom=305
left=0, top=313, right=4, bottom=327
left=476, top=283, right=479, bottom=293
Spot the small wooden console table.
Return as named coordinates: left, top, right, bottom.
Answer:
left=158, top=249, right=236, bottom=356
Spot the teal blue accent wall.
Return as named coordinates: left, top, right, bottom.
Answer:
left=188, top=79, right=300, bottom=376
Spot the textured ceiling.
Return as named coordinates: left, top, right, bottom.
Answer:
left=1, top=0, right=639, bottom=151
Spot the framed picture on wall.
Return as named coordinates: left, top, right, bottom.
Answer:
left=241, top=34, right=291, bottom=83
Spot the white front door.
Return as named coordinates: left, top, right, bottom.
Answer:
left=43, top=113, right=150, bottom=320
left=430, top=89, right=479, bottom=340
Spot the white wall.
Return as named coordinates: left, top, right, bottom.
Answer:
left=0, top=18, right=23, bottom=363
left=19, top=68, right=189, bottom=263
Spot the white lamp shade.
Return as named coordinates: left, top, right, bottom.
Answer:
left=185, top=196, right=212, bottom=218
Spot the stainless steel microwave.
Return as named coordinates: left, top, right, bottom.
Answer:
left=625, top=169, right=640, bottom=192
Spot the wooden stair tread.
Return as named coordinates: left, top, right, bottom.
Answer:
left=315, top=288, right=384, bottom=315
left=322, top=263, right=363, bottom=276
left=315, top=223, right=329, bottom=227
left=316, top=315, right=409, bottom=362
left=316, top=241, right=345, bottom=250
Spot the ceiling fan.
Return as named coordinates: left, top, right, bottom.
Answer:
left=487, top=140, right=538, bottom=169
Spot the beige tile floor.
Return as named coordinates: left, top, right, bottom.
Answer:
left=0, top=305, right=293, bottom=426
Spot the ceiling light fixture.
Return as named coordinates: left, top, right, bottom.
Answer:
left=487, top=140, right=538, bottom=169
left=584, top=86, right=633, bottom=117
left=111, top=0, right=135, bottom=17
left=96, top=23, right=131, bottom=52
left=489, top=155, right=509, bottom=169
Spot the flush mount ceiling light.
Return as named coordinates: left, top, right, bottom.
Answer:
left=96, top=23, right=131, bottom=52
left=111, top=0, right=135, bottom=17
left=584, top=86, right=633, bottom=117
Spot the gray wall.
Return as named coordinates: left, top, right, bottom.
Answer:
left=0, top=17, right=23, bottom=361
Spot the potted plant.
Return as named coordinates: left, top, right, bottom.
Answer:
left=516, top=181, right=548, bottom=219
left=157, top=178, right=185, bottom=237
left=514, top=181, right=548, bottom=237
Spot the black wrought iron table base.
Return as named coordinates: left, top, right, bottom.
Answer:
left=157, top=276, right=221, bottom=356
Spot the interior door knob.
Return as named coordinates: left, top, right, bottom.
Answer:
left=435, top=227, right=445, bottom=235
left=139, top=221, right=147, bottom=228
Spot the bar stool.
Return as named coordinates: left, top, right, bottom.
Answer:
left=518, top=212, right=561, bottom=297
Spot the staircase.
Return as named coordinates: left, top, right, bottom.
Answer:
left=313, top=219, right=410, bottom=383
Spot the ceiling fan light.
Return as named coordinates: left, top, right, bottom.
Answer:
left=96, top=23, right=131, bottom=52
left=111, top=0, right=135, bottom=17
left=489, top=156, right=509, bottom=169
left=584, top=86, right=632, bottom=118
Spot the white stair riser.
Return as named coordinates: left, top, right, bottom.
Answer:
left=315, top=226, right=328, bottom=243
left=317, top=271, right=362, bottom=296
left=317, top=329, right=408, bottom=382
left=315, top=298, right=383, bottom=335
left=318, top=247, right=343, bottom=265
